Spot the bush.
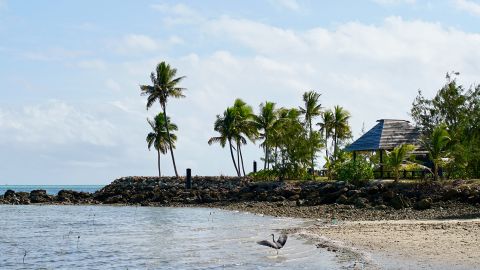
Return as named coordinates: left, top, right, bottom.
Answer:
left=335, top=158, right=374, bottom=186
left=248, top=169, right=278, bottom=181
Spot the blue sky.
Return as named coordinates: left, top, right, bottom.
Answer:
left=1, top=0, right=480, bottom=184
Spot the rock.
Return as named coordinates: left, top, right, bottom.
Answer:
left=336, top=194, right=349, bottom=205
left=296, top=199, right=306, bottom=206
left=29, top=190, right=51, bottom=203
left=443, top=188, right=461, bottom=201
left=390, top=194, right=409, bottom=210
left=415, top=198, right=432, bottom=210
left=354, top=197, right=369, bottom=209
left=375, top=204, right=388, bottom=210
left=4, top=189, right=15, bottom=199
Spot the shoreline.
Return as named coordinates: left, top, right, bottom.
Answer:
left=2, top=201, right=479, bottom=269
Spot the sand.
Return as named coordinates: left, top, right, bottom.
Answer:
left=298, top=219, right=480, bottom=269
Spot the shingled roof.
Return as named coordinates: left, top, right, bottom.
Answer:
left=345, top=119, right=421, bottom=152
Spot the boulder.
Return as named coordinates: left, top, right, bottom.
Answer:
left=415, top=198, right=432, bottom=210
left=390, top=194, right=409, bottom=210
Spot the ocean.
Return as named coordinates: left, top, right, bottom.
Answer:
left=0, top=205, right=349, bottom=269
left=0, top=185, right=104, bottom=195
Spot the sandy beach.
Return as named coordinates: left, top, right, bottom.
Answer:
left=293, top=219, right=480, bottom=269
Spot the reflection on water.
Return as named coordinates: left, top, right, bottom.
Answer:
left=0, top=205, right=343, bottom=269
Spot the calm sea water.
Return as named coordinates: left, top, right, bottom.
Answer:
left=0, top=185, right=104, bottom=195
left=0, top=205, right=348, bottom=269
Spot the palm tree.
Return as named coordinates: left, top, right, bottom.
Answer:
left=253, top=102, right=277, bottom=170
left=318, top=109, right=334, bottom=159
left=299, top=91, right=322, bottom=178
left=423, top=124, right=451, bottom=181
left=332, top=105, right=351, bottom=162
left=208, top=107, right=241, bottom=176
left=386, top=144, right=416, bottom=183
left=146, top=113, right=178, bottom=179
left=140, top=61, right=185, bottom=178
left=232, top=99, right=257, bottom=176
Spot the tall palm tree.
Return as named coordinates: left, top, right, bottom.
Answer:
left=140, top=61, right=185, bottom=178
left=332, top=105, right=351, bottom=162
left=208, top=107, right=241, bottom=176
left=423, top=124, right=451, bottom=181
left=386, top=144, right=416, bottom=183
left=318, top=109, right=334, bottom=159
left=253, top=102, right=277, bottom=170
left=299, top=90, right=322, bottom=176
left=146, top=113, right=178, bottom=179
left=232, top=99, right=257, bottom=176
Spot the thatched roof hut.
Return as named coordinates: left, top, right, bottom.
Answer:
left=345, top=119, right=421, bottom=152
left=345, top=119, right=423, bottom=179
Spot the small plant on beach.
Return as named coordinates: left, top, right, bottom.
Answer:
left=140, top=61, right=185, bottom=178
left=146, top=113, right=178, bottom=178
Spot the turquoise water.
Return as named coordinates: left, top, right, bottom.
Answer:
left=0, top=185, right=104, bottom=195
left=0, top=205, right=347, bottom=269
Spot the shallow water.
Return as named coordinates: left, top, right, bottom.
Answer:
left=0, top=205, right=346, bottom=269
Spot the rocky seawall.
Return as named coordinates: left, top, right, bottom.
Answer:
left=1, top=177, right=480, bottom=213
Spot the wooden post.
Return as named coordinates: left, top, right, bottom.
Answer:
left=353, top=151, right=357, bottom=162
left=186, top=168, right=192, bottom=189
left=253, top=161, right=257, bottom=173
left=403, top=169, right=407, bottom=179
left=379, top=150, right=384, bottom=179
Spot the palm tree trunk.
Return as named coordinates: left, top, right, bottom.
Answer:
left=236, top=140, right=241, bottom=175
left=263, top=144, right=267, bottom=170
left=239, top=143, right=246, bottom=177
left=229, top=139, right=240, bottom=176
left=161, top=102, right=179, bottom=178
left=333, top=130, right=338, bottom=162
left=157, top=149, right=161, bottom=179
left=325, top=133, right=329, bottom=159
left=434, top=162, right=438, bottom=181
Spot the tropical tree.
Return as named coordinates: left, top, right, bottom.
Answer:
left=253, top=102, right=277, bottom=170
left=146, top=113, right=178, bottom=179
left=231, top=99, right=257, bottom=176
left=332, top=105, right=352, bottom=162
left=423, top=124, right=451, bottom=181
left=140, top=61, right=185, bottom=178
left=318, top=109, right=334, bottom=159
left=299, top=90, right=322, bottom=177
left=386, top=144, right=416, bottom=183
left=208, top=107, right=241, bottom=176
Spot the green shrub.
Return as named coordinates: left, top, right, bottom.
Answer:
left=248, top=169, right=278, bottom=181
left=335, top=158, right=374, bottom=186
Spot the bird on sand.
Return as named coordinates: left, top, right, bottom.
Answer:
left=257, top=234, right=288, bottom=254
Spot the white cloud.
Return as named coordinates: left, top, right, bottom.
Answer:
left=77, top=59, right=106, bottom=70
left=22, top=48, right=89, bottom=61
left=269, top=0, right=301, bottom=11
left=454, top=0, right=480, bottom=16
left=151, top=3, right=203, bottom=25
left=111, top=34, right=160, bottom=54
left=0, top=101, right=117, bottom=146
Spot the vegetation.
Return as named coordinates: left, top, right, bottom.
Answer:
left=335, top=155, right=374, bottom=186
left=146, top=113, right=178, bottom=178
left=299, top=91, right=323, bottom=178
left=386, top=144, right=416, bottom=183
left=140, top=62, right=186, bottom=178
left=411, top=72, right=480, bottom=179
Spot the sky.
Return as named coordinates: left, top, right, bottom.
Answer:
left=1, top=0, right=480, bottom=184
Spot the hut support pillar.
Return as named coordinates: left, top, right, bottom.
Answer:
left=353, top=151, right=357, bottom=162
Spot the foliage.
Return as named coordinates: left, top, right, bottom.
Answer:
left=411, top=72, right=480, bottom=179
left=385, top=144, right=416, bottom=182
left=299, top=90, right=323, bottom=176
left=146, top=113, right=178, bottom=178
left=422, top=124, right=451, bottom=181
left=140, top=61, right=185, bottom=178
left=335, top=156, right=374, bottom=186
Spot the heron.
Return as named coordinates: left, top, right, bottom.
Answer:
left=257, top=233, right=288, bottom=254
